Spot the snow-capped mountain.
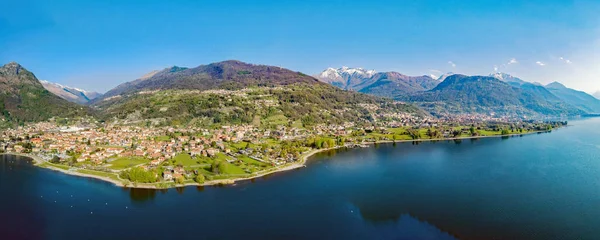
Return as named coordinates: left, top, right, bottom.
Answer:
left=489, top=72, right=528, bottom=87
left=594, top=91, right=600, bottom=100
left=316, top=67, right=376, bottom=89
left=316, top=67, right=440, bottom=98
left=40, top=80, right=103, bottom=104
left=437, top=72, right=455, bottom=82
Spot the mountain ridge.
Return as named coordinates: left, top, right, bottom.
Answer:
left=315, top=67, right=440, bottom=98
left=40, top=80, right=103, bottom=104
left=404, top=74, right=583, bottom=117
left=489, top=72, right=600, bottom=114
left=93, top=60, right=425, bottom=126
left=98, top=60, right=319, bottom=101
left=545, top=82, right=600, bottom=113
left=0, top=62, right=90, bottom=125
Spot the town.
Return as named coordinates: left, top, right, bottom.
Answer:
left=0, top=116, right=565, bottom=188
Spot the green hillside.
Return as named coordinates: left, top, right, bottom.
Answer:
left=94, top=61, right=426, bottom=127
left=0, top=62, right=90, bottom=126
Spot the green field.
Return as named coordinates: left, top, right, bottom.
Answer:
left=263, top=114, right=288, bottom=126
left=387, top=128, right=406, bottom=134
left=393, top=135, right=414, bottom=140
left=238, top=155, right=267, bottom=167
left=40, top=162, right=70, bottom=170
left=108, top=157, right=150, bottom=170
left=214, top=153, right=229, bottom=162
left=173, top=153, right=197, bottom=166
left=219, top=162, right=246, bottom=175
left=155, top=135, right=171, bottom=141
left=231, top=141, right=251, bottom=150
left=76, top=169, right=121, bottom=181
left=477, top=130, right=502, bottom=136
left=291, top=119, right=303, bottom=128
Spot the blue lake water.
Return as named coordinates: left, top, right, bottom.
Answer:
left=3, top=118, right=600, bottom=240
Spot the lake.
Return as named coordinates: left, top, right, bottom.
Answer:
left=2, top=118, right=600, bottom=240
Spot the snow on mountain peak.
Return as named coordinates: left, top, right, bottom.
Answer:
left=319, top=67, right=342, bottom=79
left=40, top=80, right=103, bottom=104
left=490, top=72, right=514, bottom=80
left=437, top=72, right=455, bottom=81
left=489, top=72, right=527, bottom=85
left=319, top=66, right=376, bottom=79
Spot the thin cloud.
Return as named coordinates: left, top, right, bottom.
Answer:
left=429, top=69, right=442, bottom=74
left=559, top=57, right=572, bottom=64
left=494, top=65, right=499, bottom=72
left=536, top=61, right=546, bottom=66
left=448, top=61, right=456, bottom=68
left=508, top=58, right=518, bottom=65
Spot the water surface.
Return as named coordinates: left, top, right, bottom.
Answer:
left=2, top=118, right=600, bottom=240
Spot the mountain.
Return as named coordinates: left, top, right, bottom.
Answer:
left=545, top=82, right=600, bottom=113
left=489, top=73, right=600, bottom=114
left=356, top=72, right=439, bottom=98
left=316, top=67, right=439, bottom=98
left=437, top=72, right=455, bottom=82
left=94, top=60, right=425, bottom=126
left=40, top=80, right=103, bottom=104
left=405, top=74, right=583, bottom=117
left=491, top=72, right=600, bottom=113
left=490, top=72, right=528, bottom=87
left=316, top=67, right=376, bottom=89
left=0, top=62, right=89, bottom=124
left=593, top=91, right=600, bottom=100
left=100, top=66, right=190, bottom=99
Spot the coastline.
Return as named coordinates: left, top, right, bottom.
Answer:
left=3, top=129, right=555, bottom=189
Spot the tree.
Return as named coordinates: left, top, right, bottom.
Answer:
left=211, top=161, right=222, bottom=174
left=452, top=130, right=461, bottom=137
left=469, top=126, right=477, bottom=136
left=326, top=138, right=336, bottom=148
left=280, top=149, right=288, bottom=158
left=175, top=176, right=185, bottom=184
left=119, top=168, right=157, bottom=183
left=50, top=156, right=60, bottom=163
left=195, top=174, right=205, bottom=183
left=22, top=142, right=33, bottom=150
left=337, top=137, right=346, bottom=146
left=426, top=128, right=441, bottom=138
left=406, top=129, right=420, bottom=139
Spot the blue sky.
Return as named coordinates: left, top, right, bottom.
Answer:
left=1, top=0, right=599, bottom=93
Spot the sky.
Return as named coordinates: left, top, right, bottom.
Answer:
left=1, top=0, right=600, bottom=93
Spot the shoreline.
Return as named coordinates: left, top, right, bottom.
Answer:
left=3, top=129, right=555, bottom=189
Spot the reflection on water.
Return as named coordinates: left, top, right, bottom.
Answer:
left=128, top=188, right=157, bottom=203
left=347, top=200, right=455, bottom=239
